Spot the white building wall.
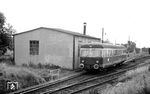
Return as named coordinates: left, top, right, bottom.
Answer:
left=14, top=28, right=73, bottom=69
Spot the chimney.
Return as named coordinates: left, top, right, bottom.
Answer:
left=83, top=22, right=86, bottom=35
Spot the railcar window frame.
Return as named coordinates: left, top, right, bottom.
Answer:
left=80, top=45, right=127, bottom=57
left=80, top=48, right=103, bottom=57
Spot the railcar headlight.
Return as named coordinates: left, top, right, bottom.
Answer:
left=81, top=60, right=84, bottom=63
left=107, top=58, right=109, bottom=62
left=93, top=64, right=99, bottom=69
left=79, top=63, right=84, bottom=68
left=96, top=60, right=99, bottom=63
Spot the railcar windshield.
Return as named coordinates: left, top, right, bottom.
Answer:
left=80, top=48, right=102, bottom=57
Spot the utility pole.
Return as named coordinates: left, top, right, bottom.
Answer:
left=102, top=28, right=104, bottom=43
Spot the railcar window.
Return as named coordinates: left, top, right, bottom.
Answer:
left=112, top=50, right=115, bottom=55
left=104, top=50, right=106, bottom=57
left=102, top=50, right=105, bottom=57
left=118, top=50, right=121, bottom=55
left=80, top=48, right=103, bottom=57
left=111, top=50, right=113, bottom=56
left=117, top=50, right=120, bottom=55
left=123, top=50, right=126, bottom=53
left=104, top=50, right=107, bottom=57
left=107, top=50, right=109, bottom=57
left=80, top=50, right=88, bottom=57
left=114, top=50, right=117, bottom=55
left=110, top=50, right=112, bottom=56
left=99, top=50, right=102, bottom=56
left=102, top=50, right=104, bottom=57
left=121, top=50, right=123, bottom=54
left=106, top=50, right=108, bottom=57
left=111, top=50, right=114, bottom=56
left=108, top=50, right=110, bottom=57
left=120, top=50, right=122, bottom=55
left=116, top=50, right=118, bottom=55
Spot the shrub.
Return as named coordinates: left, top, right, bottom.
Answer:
left=27, top=62, right=60, bottom=69
left=0, top=64, right=45, bottom=90
left=0, top=55, right=14, bottom=65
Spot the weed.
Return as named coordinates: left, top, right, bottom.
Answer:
left=101, top=68, right=150, bottom=94
left=0, top=64, right=45, bottom=90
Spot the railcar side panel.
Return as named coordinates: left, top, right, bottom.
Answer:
left=102, top=55, right=127, bottom=68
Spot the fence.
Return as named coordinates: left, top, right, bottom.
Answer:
left=48, top=69, right=60, bottom=81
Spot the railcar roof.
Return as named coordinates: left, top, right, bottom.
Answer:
left=80, top=42, right=126, bottom=49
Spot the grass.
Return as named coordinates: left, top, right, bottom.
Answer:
left=100, top=65, right=150, bottom=94
left=0, top=63, right=46, bottom=93
left=22, top=62, right=60, bottom=69
left=85, top=64, right=150, bottom=94
left=118, top=65, right=150, bottom=82
left=22, top=62, right=76, bottom=80
left=101, top=71, right=150, bottom=94
left=0, top=55, right=78, bottom=93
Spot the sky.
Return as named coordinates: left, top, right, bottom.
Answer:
left=1, top=0, right=150, bottom=48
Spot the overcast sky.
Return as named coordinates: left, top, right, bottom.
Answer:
left=1, top=0, right=150, bottom=48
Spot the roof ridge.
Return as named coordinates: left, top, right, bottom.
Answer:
left=14, top=27, right=100, bottom=40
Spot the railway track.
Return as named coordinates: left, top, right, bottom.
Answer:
left=41, top=70, right=123, bottom=94
left=10, top=70, right=106, bottom=94
left=41, top=58, right=150, bottom=94
left=9, top=72, right=84, bottom=94
left=10, top=54, right=150, bottom=94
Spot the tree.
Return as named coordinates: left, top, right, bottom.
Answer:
left=127, top=41, right=136, bottom=53
left=0, top=12, right=5, bottom=29
left=0, top=12, right=15, bottom=55
left=122, top=41, right=136, bottom=53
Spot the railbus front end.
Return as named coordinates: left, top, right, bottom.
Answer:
left=79, top=43, right=127, bottom=71
left=79, top=45, right=103, bottom=70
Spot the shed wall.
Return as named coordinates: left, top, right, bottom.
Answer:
left=14, top=28, right=73, bottom=69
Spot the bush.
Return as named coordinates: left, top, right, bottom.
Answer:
left=0, top=55, right=14, bottom=65
left=0, top=64, right=45, bottom=90
left=27, top=62, right=60, bottom=69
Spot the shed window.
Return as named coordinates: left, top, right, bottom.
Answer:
left=30, top=40, right=39, bottom=55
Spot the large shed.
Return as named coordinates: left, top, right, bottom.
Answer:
left=14, top=27, right=100, bottom=69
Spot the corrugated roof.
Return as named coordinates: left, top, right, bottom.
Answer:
left=14, top=27, right=100, bottom=40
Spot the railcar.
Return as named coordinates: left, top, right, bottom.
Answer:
left=79, top=43, right=127, bottom=71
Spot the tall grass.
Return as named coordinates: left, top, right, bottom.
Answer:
left=22, top=62, right=60, bottom=69
left=0, top=63, right=46, bottom=90
left=118, top=65, right=150, bottom=81
left=101, top=72, right=150, bottom=94
left=101, top=65, right=150, bottom=94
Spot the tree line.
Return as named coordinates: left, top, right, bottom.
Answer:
left=0, top=12, right=15, bottom=55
